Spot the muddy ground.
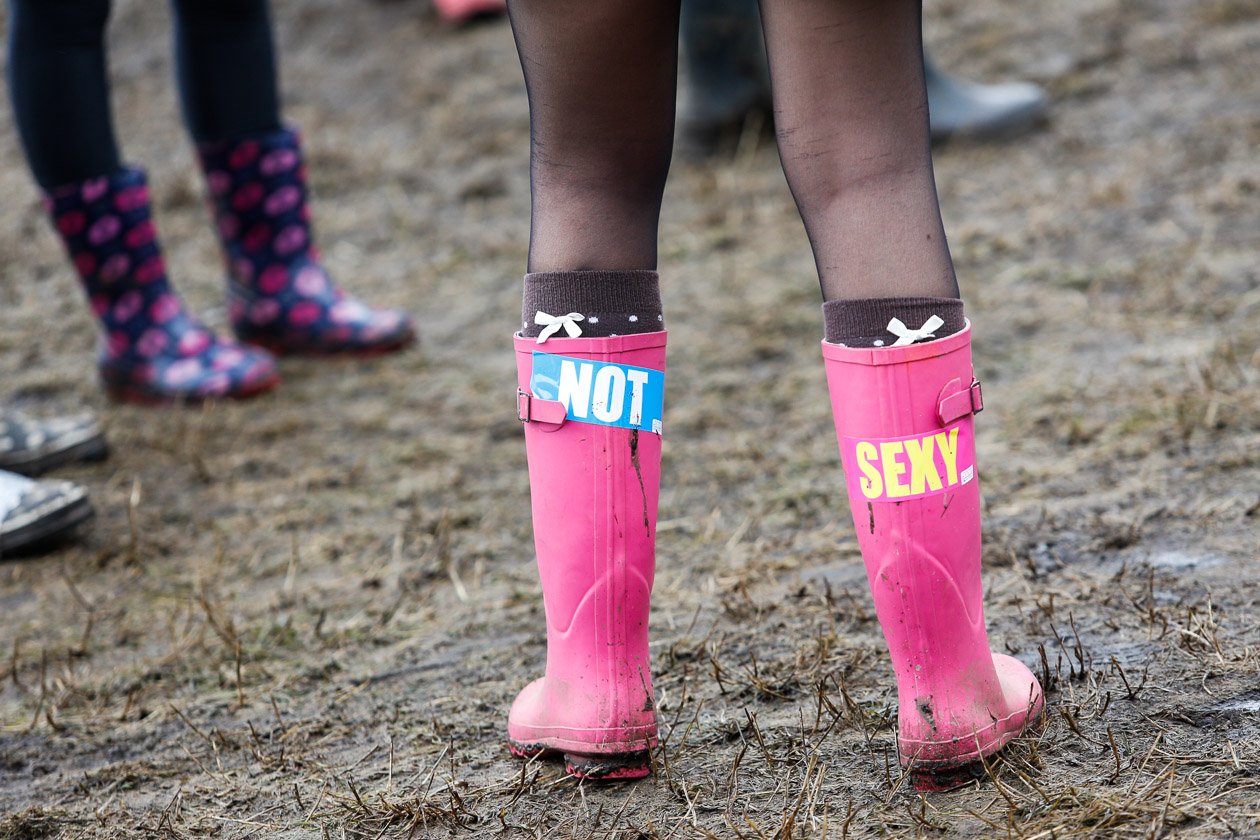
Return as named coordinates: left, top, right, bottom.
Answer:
left=1, top=0, right=1258, bottom=837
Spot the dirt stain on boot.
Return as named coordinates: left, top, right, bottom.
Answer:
left=629, top=430, right=650, bottom=533
left=916, top=696, right=937, bottom=732
left=868, top=502, right=876, bottom=534
left=639, top=667, right=656, bottom=712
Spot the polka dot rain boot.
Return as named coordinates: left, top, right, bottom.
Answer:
left=45, top=168, right=279, bottom=404
left=197, top=127, right=415, bottom=356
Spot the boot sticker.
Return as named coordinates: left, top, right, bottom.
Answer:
left=841, top=421, right=976, bottom=503
left=530, top=352, right=664, bottom=435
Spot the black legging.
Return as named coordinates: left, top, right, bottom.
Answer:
left=6, top=0, right=281, bottom=189
left=505, top=0, right=957, bottom=303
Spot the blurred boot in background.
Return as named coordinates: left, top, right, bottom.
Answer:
left=197, top=127, right=415, bottom=356
left=8, top=0, right=278, bottom=402
left=680, top=0, right=1049, bottom=149
left=679, top=0, right=772, bottom=148
left=923, top=53, right=1049, bottom=141
left=6, top=0, right=414, bottom=403
left=174, top=1, right=415, bottom=356
left=41, top=166, right=280, bottom=402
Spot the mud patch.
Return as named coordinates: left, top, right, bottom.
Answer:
left=1, top=0, right=1259, bottom=836
left=628, top=429, right=649, bottom=532
left=1147, top=550, right=1225, bottom=570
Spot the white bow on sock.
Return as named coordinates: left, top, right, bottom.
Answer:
left=535, top=311, right=585, bottom=343
left=886, top=314, right=944, bottom=347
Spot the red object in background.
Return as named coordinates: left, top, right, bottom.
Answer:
left=433, top=0, right=506, bottom=24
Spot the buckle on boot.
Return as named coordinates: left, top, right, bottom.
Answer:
left=517, top=390, right=567, bottom=427
left=937, top=378, right=984, bottom=426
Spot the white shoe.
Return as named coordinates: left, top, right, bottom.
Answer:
left=0, top=409, right=107, bottom=476
left=0, top=470, right=93, bottom=557
left=926, top=56, right=1049, bottom=141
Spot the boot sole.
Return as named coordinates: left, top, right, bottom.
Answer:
left=0, top=496, right=95, bottom=558
left=904, top=707, right=1047, bottom=791
left=508, top=741, right=651, bottom=782
left=0, top=434, right=109, bottom=477
left=103, top=372, right=281, bottom=406
left=235, top=329, right=416, bottom=358
left=910, top=762, right=988, bottom=792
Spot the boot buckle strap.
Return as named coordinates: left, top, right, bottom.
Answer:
left=517, top=389, right=567, bottom=426
left=937, top=377, right=984, bottom=426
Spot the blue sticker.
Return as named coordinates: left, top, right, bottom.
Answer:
left=530, top=352, right=664, bottom=435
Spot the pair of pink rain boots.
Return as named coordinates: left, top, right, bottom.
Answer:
left=508, top=324, right=1043, bottom=785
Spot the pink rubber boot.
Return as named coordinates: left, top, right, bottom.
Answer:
left=508, top=330, right=666, bottom=780
left=822, top=324, right=1043, bottom=787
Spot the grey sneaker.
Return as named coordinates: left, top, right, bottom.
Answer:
left=925, top=56, right=1049, bottom=141
left=678, top=0, right=1050, bottom=149
left=0, top=409, right=108, bottom=476
left=0, top=470, right=94, bottom=556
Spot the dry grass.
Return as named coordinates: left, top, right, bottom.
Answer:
left=1, top=0, right=1259, bottom=836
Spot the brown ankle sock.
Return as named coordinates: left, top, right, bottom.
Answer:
left=521, top=270, right=664, bottom=339
left=822, top=297, right=965, bottom=347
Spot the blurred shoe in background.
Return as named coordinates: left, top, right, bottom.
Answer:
left=924, top=54, right=1049, bottom=141
left=0, top=470, right=94, bottom=557
left=0, top=408, right=108, bottom=476
left=679, top=0, right=772, bottom=149
left=680, top=0, right=1049, bottom=149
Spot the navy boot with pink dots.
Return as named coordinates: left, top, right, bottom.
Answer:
left=45, top=168, right=279, bottom=404
left=198, top=127, right=415, bottom=356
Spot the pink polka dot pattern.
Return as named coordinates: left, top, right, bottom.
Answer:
left=44, top=168, right=277, bottom=403
left=198, top=127, right=415, bottom=355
